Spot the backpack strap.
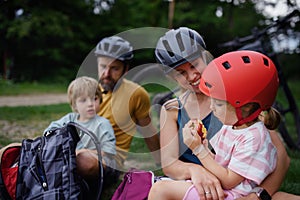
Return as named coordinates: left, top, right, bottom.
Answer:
left=67, top=122, right=104, bottom=200
left=0, top=143, right=21, bottom=200
left=0, top=143, right=21, bottom=163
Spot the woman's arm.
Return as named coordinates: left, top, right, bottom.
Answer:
left=160, top=104, right=191, bottom=178
left=260, top=130, right=290, bottom=195
left=160, top=103, right=224, bottom=200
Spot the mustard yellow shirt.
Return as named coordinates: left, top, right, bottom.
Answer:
left=98, top=78, right=150, bottom=168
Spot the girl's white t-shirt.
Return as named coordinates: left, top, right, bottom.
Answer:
left=210, top=122, right=277, bottom=197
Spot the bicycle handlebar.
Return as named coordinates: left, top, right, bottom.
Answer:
left=219, top=9, right=300, bottom=49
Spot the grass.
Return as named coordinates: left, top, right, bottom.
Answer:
left=0, top=80, right=300, bottom=197
left=0, top=104, right=71, bottom=146
left=0, top=79, right=67, bottom=96
left=282, top=150, right=300, bottom=194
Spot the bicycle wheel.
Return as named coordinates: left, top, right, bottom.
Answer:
left=128, top=64, right=179, bottom=126
left=265, top=53, right=300, bottom=151
left=129, top=64, right=166, bottom=84
left=274, top=86, right=300, bottom=151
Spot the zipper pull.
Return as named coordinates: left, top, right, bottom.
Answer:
left=42, top=182, right=47, bottom=189
left=127, top=173, right=132, bottom=183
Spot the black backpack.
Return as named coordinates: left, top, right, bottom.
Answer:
left=0, top=122, right=103, bottom=200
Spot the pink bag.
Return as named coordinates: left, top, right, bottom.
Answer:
left=111, top=169, right=154, bottom=200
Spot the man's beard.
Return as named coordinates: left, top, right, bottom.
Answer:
left=100, top=78, right=116, bottom=92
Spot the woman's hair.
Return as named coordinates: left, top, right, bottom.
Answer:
left=67, top=76, right=102, bottom=112
left=242, top=102, right=281, bottom=130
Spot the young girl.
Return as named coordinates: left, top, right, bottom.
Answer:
left=149, top=50, right=281, bottom=199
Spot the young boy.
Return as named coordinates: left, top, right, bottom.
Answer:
left=44, top=76, right=116, bottom=180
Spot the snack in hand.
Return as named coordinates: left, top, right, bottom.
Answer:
left=196, top=120, right=207, bottom=140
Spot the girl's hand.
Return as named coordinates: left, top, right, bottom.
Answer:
left=183, top=119, right=203, bottom=151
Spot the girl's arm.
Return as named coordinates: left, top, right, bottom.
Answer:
left=182, top=120, right=244, bottom=189
left=195, top=146, right=244, bottom=189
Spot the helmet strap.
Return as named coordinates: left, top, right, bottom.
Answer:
left=234, top=107, right=262, bottom=126
left=122, top=63, right=128, bottom=74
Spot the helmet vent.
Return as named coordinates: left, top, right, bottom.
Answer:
left=242, top=56, right=250, bottom=63
left=176, top=33, right=185, bottom=51
left=104, top=43, right=109, bottom=52
left=162, top=40, right=174, bottom=57
left=222, top=61, right=231, bottom=70
left=263, top=58, right=269, bottom=66
left=205, top=82, right=212, bottom=88
left=188, top=31, right=195, bottom=46
left=112, top=45, right=120, bottom=54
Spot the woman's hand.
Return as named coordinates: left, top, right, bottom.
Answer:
left=189, top=165, right=225, bottom=200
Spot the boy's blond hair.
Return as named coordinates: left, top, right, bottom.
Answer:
left=67, top=76, right=102, bottom=112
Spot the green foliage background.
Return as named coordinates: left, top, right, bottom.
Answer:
left=0, top=1, right=299, bottom=198
left=1, top=0, right=299, bottom=83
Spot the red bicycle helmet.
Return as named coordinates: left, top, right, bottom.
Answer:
left=199, top=50, right=279, bottom=125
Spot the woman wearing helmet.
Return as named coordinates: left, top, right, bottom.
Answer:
left=150, top=50, right=281, bottom=199
left=149, top=27, right=292, bottom=200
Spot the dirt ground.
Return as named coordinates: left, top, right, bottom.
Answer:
left=0, top=93, right=68, bottom=147
left=0, top=93, right=68, bottom=107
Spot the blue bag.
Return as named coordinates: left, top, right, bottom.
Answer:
left=14, top=122, right=103, bottom=200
